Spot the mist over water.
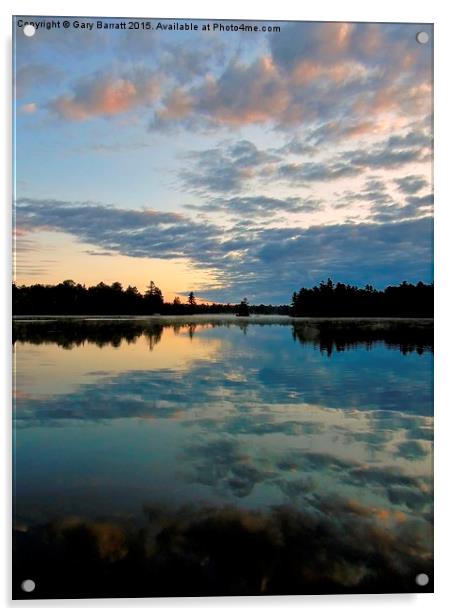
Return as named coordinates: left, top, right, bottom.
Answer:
left=13, top=318, right=433, bottom=597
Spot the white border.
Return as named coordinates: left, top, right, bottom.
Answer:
left=2, top=1, right=452, bottom=614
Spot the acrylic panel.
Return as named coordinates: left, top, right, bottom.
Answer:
left=12, top=16, right=433, bottom=599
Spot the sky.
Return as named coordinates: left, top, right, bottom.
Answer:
left=13, top=18, right=433, bottom=303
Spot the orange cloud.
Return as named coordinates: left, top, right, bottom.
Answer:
left=49, top=75, right=160, bottom=121
left=154, top=56, right=290, bottom=129
left=354, top=79, right=432, bottom=119
left=156, top=88, right=193, bottom=121
left=46, top=23, right=432, bottom=138
left=289, top=22, right=354, bottom=63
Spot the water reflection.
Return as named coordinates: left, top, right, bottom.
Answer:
left=13, top=317, right=433, bottom=353
left=12, top=318, right=433, bottom=597
left=291, top=320, right=433, bottom=355
left=13, top=498, right=432, bottom=598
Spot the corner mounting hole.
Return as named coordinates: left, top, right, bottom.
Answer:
left=23, top=24, right=36, bottom=37
left=416, top=31, right=429, bottom=44
left=21, top=579, right=36, bottom=593
left=415, top=573, right=429, bottom=586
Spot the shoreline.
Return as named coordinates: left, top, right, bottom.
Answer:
left=12, top=314, right=434, bottom=324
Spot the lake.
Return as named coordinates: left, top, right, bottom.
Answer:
left=12, top=317, right=433, bottom=598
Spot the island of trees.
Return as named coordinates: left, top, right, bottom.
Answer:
left=291, top=279, right=433, bottom=317
left=12, top=278, right=433, bottom=317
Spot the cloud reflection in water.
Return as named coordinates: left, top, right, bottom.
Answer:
left=13, top=319, right=433, bottom=596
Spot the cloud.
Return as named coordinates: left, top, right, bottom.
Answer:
left=15, top=197, right=221, bottom=262
left=276, top=138, right=318, bottom=156
left=336, top=176, right=391, bottom=210
left=84, top=249, right=117, bottom=256
left=370, top=191, right=433, bottom=224
left=148, top=23, right=431, bottom=133
left=215, top=216, right=433, bottom=301
left=180, top=148, right=249, bottom=193
left=405, top=193, right=433, bottom=211
left=180, top=140, right=280, bottom=194
left=278, top=160, right=358, bottom=184
left=270, top=22, right=355, bottom=71
left=275, top=130, right=430, bottom=188
left=304, top=119, right=391, bottom=146
left=48, top=70, right=160, bottom=120
left=347, top=141, right=429, bottom=170
left=151, top=55, right=290, bottom=130
left=187, top=195, right=323, bottom=218
left=20, top=22, right=432, bottom=138
left=332, top=176, right=430, bottom=224
left=386, top=130, right=432, bottom=149
left=394, top=175, right=429, bottom=195
left=270, top=22, right=431, bottom=103
left=153, top=88, right=193, bottom=123
left=181, top=129, right=431, bottom=210
left=16, top=196, right=433, bottom=302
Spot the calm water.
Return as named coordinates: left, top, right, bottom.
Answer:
left=12, top=317, right=433, bottom=597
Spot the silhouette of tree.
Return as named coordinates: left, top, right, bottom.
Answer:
left=11, top=278, right=433, bottom=317
left=145, top=280, right=164, bottom=313
left=237, top=297, right=250, bottom=316
left=291, top=279, right=433, bottom=317
left=124, top=285, right=141, bottom=314
left=111, top=282, right=123, bottom=293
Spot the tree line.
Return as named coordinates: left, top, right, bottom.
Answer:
left=12, top=278, right=433, bottom=316
left=291, top=279, right=433, bottom=317
left=12, top=280, right=287, bottom=316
